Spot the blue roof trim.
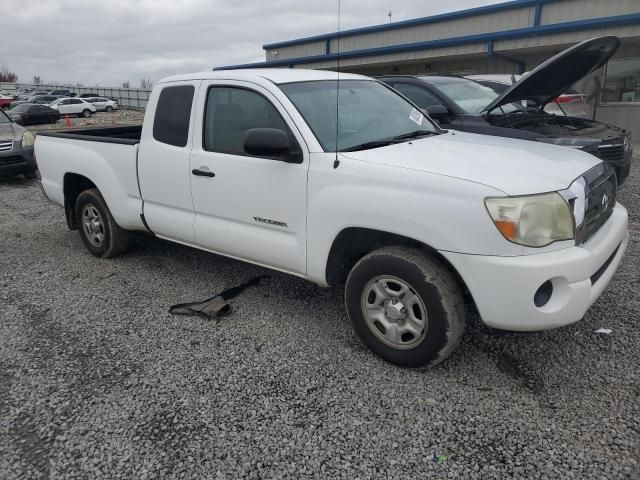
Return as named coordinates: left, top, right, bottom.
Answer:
left=262, top=0, right=559, bottom=50
left=216, top=13, right=640, bottom=71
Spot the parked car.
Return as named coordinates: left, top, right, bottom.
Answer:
left=35, top=68, right=627, bottom=368
left=47, top=89, right=75, bottom=97
left=8, top=104, right=60, bottom=126
left=0, top=93, right=15, bottom=110
left=378, top=37, right=632, bottom=185
left=466, top=74, right=592, bottom=119
left=49, top=97, right=96, bottom=118
left=78, top=93, right=119, bottom=102
left=86, top=97, right=118, bottom=112
left=12, top=95, right=61, bottom=107
left=0, top=107, right=37, bottom=178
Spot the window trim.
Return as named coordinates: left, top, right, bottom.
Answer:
left=201, top=84, right=302, bottom=161
left=601, top=57, right=640, bottom=105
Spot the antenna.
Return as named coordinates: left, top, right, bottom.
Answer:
left=333, top=0, right=342, bottom=169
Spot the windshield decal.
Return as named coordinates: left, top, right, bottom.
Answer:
left=409, top=108, right=423, bottom=126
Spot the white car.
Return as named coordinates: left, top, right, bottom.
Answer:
left=49, top=97, right=97, bottom=118
left=34, top=69, right=627, bottom=368
left=86, top=97, right=119, bottom=112
left=466, top=74, right=592, bottom=119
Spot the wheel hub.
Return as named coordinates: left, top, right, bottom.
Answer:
left=360, top=275, right=428, bottom=350
left=385, top=299, right=406, bottom=322
left=82, top=204, right=105, bottom=248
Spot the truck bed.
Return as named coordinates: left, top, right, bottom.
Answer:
left=37, top=125, right=142, bottom=145
left=35, top=125, right=145, bottom=231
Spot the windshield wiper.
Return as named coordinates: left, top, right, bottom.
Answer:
left=342, top=131, right=440, bottom=152
left=391, top=130, right=439, bottom=141
left=341, top=140, right=396, bottom=152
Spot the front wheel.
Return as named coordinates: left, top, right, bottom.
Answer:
left=105, top=106, right=113, bottom=113
left=81, top=109, right=92, bottom=118
left=74, top=188, right=129, bottom=258
left=345, top=246, right=465, bottom=368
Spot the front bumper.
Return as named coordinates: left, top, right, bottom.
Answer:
left=0, top=143, right=35, bottom=176
left=441, top=204, right=628, bottom=331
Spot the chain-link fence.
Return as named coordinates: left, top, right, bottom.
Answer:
left=0, top=82, right=151, bottom=109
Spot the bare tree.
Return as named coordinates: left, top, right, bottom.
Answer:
left=122, top=81, right=130, bottom=88
left=140, top=77, right=153, bottom=90
left=32, top=76, right=42, bottom=85
left=0, top=66, right=18, bottom=83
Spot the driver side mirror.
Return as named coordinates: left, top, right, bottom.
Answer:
left=243, top=128, right=302, bottom=163
left=424, top=104, right=449, bottom=121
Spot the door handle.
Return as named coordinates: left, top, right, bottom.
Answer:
left=192, top=168, right=215, bottom=178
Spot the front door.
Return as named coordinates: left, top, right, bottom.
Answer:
left=189, top=81, right=309, bottom=275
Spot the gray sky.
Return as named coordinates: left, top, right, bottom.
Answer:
left=1, top=0, right=503, bottom=88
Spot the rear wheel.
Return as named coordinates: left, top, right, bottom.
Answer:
left=81, top=109, right=92, bottom=118
left=74, top=188, right=129, bottom=258
left=105, top=106, right=113, bottom=113
left=345, top=246, right=465, bottom=368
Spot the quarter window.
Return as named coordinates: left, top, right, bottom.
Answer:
left=203, top=87, right=295, bottom=156
left=153, top=85, right=194, bottom=147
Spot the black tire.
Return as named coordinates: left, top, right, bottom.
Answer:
left=81, top=109, right=91, bottom=118
left=105, top=106, right=113, bottom=113
left=74, top=188, right=129, bottom=258
left=23, top=169, right=38, bottom=179
left=345, top=246, right=465, bottom=368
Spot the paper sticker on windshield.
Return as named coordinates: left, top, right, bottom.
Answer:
left=409, top=108, right=423, bottom=126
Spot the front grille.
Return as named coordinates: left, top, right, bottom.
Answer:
left=577, top=163, right=617, bottom=245
left=596, top=143, right=625, bottom=162
left=0, top=155, right=23, bottom=166
left=0, top=140, right=13, bottom=152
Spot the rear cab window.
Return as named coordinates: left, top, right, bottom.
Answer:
left=153, top=85, right=195, bottom=147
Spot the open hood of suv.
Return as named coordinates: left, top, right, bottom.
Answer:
left=482, top=36, right=619, bottom=114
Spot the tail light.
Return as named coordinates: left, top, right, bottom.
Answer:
left=555, top=95, right=586, bottom=104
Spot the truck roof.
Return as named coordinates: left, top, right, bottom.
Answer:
left=157, top=68, right=368, bottom=85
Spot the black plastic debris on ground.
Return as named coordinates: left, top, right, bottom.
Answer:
left=169, top=276, right=269, bottom=320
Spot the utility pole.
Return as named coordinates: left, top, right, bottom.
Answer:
left=388, top=11, right=392, bottom=23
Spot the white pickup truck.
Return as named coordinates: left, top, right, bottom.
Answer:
left=36, top=69, right=628, bottom=368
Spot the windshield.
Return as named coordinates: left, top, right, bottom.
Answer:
left=11, top=104, right=30, bottom=112
left=430, top=80, right=523, bottom=114
left=0, top=109, right=11, bottom=123
left=279, top=80, right=438, bottom=152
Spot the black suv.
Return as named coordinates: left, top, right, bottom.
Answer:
left=378, top=37, right=632, bottom=185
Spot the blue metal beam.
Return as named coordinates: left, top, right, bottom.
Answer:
left=215, top=13, right=640, bottom=70
left=533, top=1, right=543, bottom=27
left=263, top=0, right=559, bottom=50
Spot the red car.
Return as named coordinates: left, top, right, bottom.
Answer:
left=0, top=94, right=15, bottom=110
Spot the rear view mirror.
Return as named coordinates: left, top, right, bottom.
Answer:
left=243, top=128, right=301, bottom=163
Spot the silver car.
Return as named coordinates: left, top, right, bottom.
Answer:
left=86, top=97, right=119, bottom=112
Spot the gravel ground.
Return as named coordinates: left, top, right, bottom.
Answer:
left=0, top=153, right=638, bottom=479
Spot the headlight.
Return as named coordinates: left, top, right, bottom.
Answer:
left=21, top=131, right=35, bottom=148
left=485, top=193, right=574, bottom=247
left=535, top=137, right=600, bottom=149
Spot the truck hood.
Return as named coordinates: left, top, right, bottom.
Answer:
left=483, top=36, right=619, bottom=113
left=340, top=131, right=601, bottom=195
left=0, top=122, right=22, bottom=141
